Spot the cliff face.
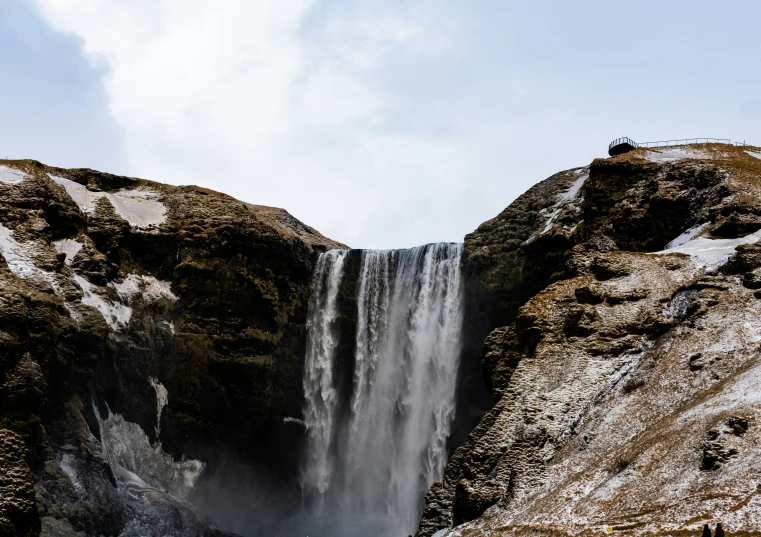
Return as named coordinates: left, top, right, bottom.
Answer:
left=0, top=160, right=343, bottom=537
left=7, top=144, right=761, bottom=537
left=419, top=145, right=761, bottom=536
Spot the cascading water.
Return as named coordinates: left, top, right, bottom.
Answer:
left=301, top=243, right=464, bottom=537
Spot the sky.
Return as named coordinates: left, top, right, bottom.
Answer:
left=2, top=1, right=761, bottom=249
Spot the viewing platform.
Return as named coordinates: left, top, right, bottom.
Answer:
left=608, top=137, right=638, bottom=156
left=608, top=137, right=748, bottom=157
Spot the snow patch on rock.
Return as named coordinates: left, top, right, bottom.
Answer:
left=49, top=174, right=166, bottom=228
left=0, top=224, right=40, bottom=278
left=541, top=168, right=589, bottom=235
left=95, top=405, right=204, bottom=501
left=0, top=165, right=27, bottom=184
left=644, top=147, right=713, bottom=163
left=53, top=239, right=83, bottom=265
left=112, top=274, right=177, bottom=304
left=0, top=224, right=59, bottom=291
left=654, top=230, right=761, bottom=270
left=76, top=272, right=176, bottom=331
left=645, top=147, right=712, bottom=163
left=75, top=274, right=133, bottom=330
left=49, top=174, right=98, bottom=212
left=746, top=150, right=761, bottom=161
left=664, top=222, right=711, bottom=249
left=106, top=190, right=167, bottom=228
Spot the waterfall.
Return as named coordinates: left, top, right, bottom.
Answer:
left=301, top=243, right=464, bottom=537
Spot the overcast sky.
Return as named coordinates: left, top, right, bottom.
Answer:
left=2, top=1, right=760, bottom=248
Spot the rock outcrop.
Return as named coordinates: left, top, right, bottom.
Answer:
left=419, top=145, right=761, bottom=536
left=0, top=160, right=343, bottom=536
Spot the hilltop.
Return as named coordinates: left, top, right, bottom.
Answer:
left=419, top=143, right=761, bottom=536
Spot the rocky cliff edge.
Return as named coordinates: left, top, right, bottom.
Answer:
left=0, top=160, right=343, bottom=537
left=419, top=144, right=761, bottom=537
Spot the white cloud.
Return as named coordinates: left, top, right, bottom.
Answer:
left=20, top=1, right=761, bottom=248
left=31, top=0, right=479, bottom=248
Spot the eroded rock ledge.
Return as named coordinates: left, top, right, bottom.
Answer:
left=419, top=145, right=761, bottom=536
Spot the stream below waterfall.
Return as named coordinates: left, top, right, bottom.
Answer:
left=300, top=243, right=464, bottom=537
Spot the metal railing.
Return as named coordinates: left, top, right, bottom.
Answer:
left=608, top=137, right=637, bottom=151
left=609, top=137, right=756, bottom=153
left=637, top=138, right=730, bottom=148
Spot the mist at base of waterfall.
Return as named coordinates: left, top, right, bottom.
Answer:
left=191, top=460, right=415, bottom=537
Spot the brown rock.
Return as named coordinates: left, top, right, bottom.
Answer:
left=0, top=429, right=38, bottom=537
left=418, top=145, right=761, bottom=537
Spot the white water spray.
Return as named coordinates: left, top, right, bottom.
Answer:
left=302, top=250, right=350, bottom=497
left=301, top=243, right=464, bottom=536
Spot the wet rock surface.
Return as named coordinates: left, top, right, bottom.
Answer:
left=418, top=144, right=761, bottom=536
left=0, top=160, right=342, bottom=536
